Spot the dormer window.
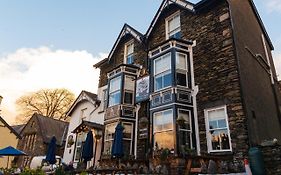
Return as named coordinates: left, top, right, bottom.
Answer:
left=124, top=41, right=134, bottom=64
left=166, top=11, right=181, bottom=39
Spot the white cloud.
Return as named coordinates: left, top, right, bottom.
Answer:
left=0, top=47, right=107, bottom=124
left=265, top=0, right=281, bottom=13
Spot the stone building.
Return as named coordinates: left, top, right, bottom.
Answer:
left=92, top=0, right=281, bottom=173
left=16, top=113, right=68, bottom=168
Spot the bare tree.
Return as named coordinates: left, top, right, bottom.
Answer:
left=16, top=88, right=75, bottom=123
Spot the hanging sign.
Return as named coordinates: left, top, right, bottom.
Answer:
left=136, top=76, right=150, bottom=103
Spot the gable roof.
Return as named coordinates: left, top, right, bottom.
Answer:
left=66, top=90, right=99, bottom=116
left=11, top=124, right=25, bottom=135
left=34, top=114, right=68, bottom=146
left=146, top=0, right=195, bottom=37
left=0, top=116, right=22, bottom=139
left=108, top=23, right=144, bottom=62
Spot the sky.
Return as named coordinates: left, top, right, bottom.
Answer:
left=0, top=0, right=280, bottom=124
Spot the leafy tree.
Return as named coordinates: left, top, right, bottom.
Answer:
left=16, top=88, right=75, bottom=123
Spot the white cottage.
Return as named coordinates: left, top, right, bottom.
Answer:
left=62, top=90, right=105, bottom=168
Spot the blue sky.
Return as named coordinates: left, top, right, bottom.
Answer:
left=0, top=0, right=280, bottom=124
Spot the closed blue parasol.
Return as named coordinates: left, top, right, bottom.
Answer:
left=82, top=131, right=94, bottom=162
left=45, top=136, right=57, bottom=164
left=111, top=123, right=124, bottom=158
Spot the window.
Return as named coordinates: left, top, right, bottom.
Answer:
left=125, top=41, right=134, bottom=64
left=166, top=11, right=181, bottom=39
left=81, top=108, right=87, bottom=119
left=104, top=123, right=116, bottom=155
left=74, top=133, right=86, bottom=162
left=104, top=122, right=133, bottom=156
left=177, top=110, right=192, bottom=153
left=153, top=109, right=174, bottom=150
left=205, top=106, right=231, bottom=152
left=176, top=52, right=188, bottom=87
left=123, top=75, right=135, bottom=104
left=154, top=53, right=172, bottom=91
left=108, top=76, right=122, bottom=107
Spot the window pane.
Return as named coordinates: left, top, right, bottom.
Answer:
left=179, top=130, right=191, bottom=153
left=108, top=91, right=121, bottom=107
left=208, top=108, right=225, bottom=121
left=127, top=56, right=134, bottom=64
left=127, top=43, right=134, bottom=55
left=123, top=140, right=132, bottom=156
left=178, top=110, right=190, bottom=130
left=124, top=92, right=133, bottom=104
left=104, top=141, right=113, bottom=155
left=109, top=76, right=121, bottom=93
left=123, top=123, right=132, bottom=139
left=176, top=53, right=187, bottom=70
left=210, top=129, right=230, bottom=150
left=154, top=53, right=171, bottom=75
left=176, top=72, right=187, bottom=86
left=163, top=72, right=172, bottom=88
left=154, top=131, right=174, bottom=150
left=124, top=76, right=135, bottom=91
left=218, top=119, right=227, bottom=128
left=209, top=121, right=218, bottom=130
left=155, top=75, right=162, bottom=90
left=154, top=110, right=173, bottom=132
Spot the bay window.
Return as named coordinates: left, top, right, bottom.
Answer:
left=154, top=53, right=172, bottom=91
left=176, top=52, right=188, bottom=87
left=153, top=109, right=174, bottom=150
left=108, top=76, right=122, bottom=107
left=205, top=105, right=231, bottom=152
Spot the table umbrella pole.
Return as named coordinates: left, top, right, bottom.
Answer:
left=6, top=156, right=9, bottom=168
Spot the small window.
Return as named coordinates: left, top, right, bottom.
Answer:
left=103, top=89, right=108, bottom=110
left=124, top=91, right=133, bottom=104
left=152, top=95, right=161, bottom=106
left=162, top=91, right=172, bottom=103
left=125, top=41, right=134, bottom=64
left=205, top=105, right=232, bottom=152
left=166, top=11, right=181, bottom=39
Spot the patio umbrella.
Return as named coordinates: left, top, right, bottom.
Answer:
left=111, top=123, right=124, bottom=158
left=45, top=136, right=57, bottom=165
left=82, top=131, right=94, bottom=162
left=0, top=146, right=27, bottom=168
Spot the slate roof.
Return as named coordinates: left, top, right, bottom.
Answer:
left=34, top=114, right=69, bottom=146
left=11, top=124, right=25, bottom=135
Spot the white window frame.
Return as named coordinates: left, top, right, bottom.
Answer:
left=80, top=108, right=87, bottom=120
left=165, top=11, right=181, bottom=39
left=177, top=109, right=193, bottom=149
left=204, top=105, right=232, bottom=153
left=176, top=52, right=189, bottom=88
left=153, top=109, right=174, bottom=149
left=74, top=133, right=86, bottom=162
left=124, top=40, right=134, bottom=64
left=108, top=76, right=122, bottom=107
left=104, top=122, right=133, bottom=155
left=154, top=52, right=172, bottom=92
left=123, top=75, right=135, bottom=105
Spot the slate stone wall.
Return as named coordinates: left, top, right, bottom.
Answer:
left=260, top=145, right=281, bottom=175
left=147, top=1, right=248, bottom=161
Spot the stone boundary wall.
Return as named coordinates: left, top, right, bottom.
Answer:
left=260, top=145, right=281, bottom=175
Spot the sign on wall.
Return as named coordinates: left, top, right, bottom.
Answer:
left=136, top=76, right=150, bottom=103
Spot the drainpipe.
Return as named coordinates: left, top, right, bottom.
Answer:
left=134, top=104, right=140, bottom=158
left=190, top=41, right=201, bottom=155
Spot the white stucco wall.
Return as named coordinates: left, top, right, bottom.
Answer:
left=62, top=88, right=106, bottom=166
